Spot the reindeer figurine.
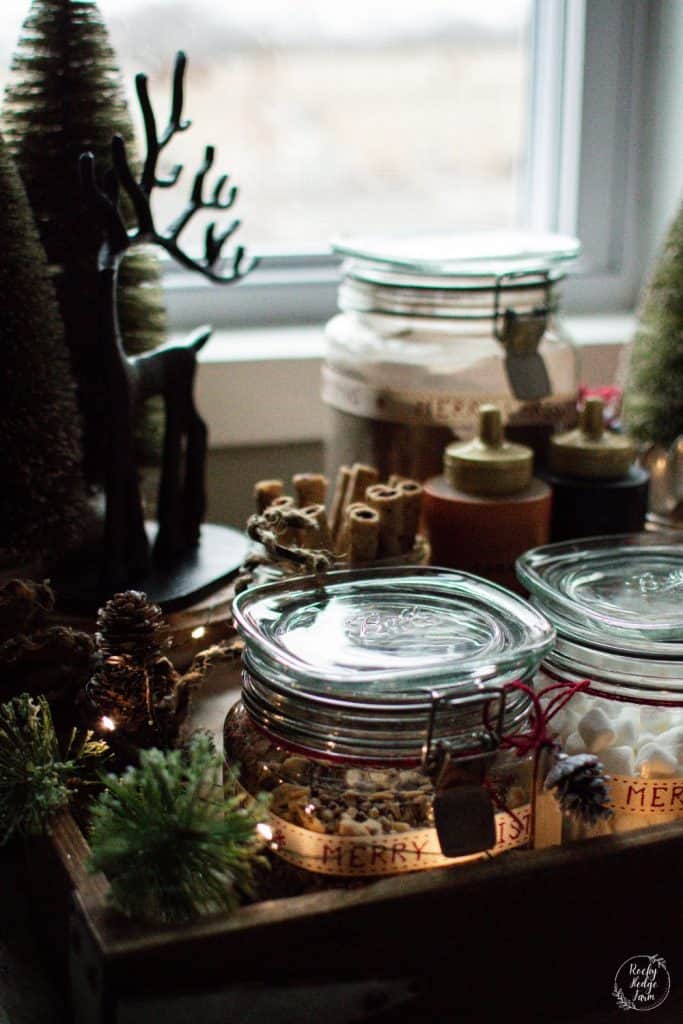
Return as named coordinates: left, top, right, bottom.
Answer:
left=79, top=52, right=253, bottom=590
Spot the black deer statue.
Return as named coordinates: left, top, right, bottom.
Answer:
left=78, top=51, right=253, bottom=596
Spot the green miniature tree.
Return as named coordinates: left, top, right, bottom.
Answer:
left=623, top=200, right=683, bottom=448
left=89, top=738, right=268, bottom=923
left=3, top=0, right=167, bottom=484
left=0, top=693, right=108, bottom=845
left=0, top=133, right=89, bottom=558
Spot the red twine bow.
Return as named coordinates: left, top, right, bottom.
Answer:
left=491, top=676, right=592, bottom=758
left=482, top=677, right=592, bottom=831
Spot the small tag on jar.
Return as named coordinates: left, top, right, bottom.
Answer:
left=500, top=310, right=552, bottom=401
left=505, top=352, right=552, bottom=402
left=433, top=783, right=497, bottom=857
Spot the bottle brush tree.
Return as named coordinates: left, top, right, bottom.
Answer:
left=3, top=0, right=167, bottom=484
left=623, top=198, right=683, bottom=448
left=88, top=737, right=268, bottom=923
left=0, top=133, right=89, bottom=559
left=0, top=693, right=108, bottom=846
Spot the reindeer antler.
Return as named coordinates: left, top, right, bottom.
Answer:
left=87, top=50, right=254, bottom=284
left=79, top=152, right=130, bottom=267
left=137, top=50, right=191, bottom=195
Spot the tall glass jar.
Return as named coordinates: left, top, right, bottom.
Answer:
left=226, top=566, right=554, bottom=878
left=517, top=533, right=683, bottom=843
left=324, top=232, right=581, bottom=482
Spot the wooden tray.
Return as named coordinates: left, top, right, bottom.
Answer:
left=34, top=663, right=683, bottom=1024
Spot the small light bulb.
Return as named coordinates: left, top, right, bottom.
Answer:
left=100, top=716, right=116, bottom=732
left=304, top=803, right=315, bottom=815
left=191, top=626, right=206, bottom=640
left=256, top=822, right=273, bottom=842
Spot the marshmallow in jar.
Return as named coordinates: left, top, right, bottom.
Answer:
left=517, top=534, right=683, bottom=841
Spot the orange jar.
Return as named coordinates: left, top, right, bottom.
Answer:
left=423, top=405, right=551, bottom=591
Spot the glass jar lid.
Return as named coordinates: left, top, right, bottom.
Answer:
left=332, top=230, right=581, bottom=280
left=233, top=566, right=554, bottom=697
left=232, top=567, right=554, bottom=759
left=517, top=534, right=683, bottom=659
left=331, top=231, right=580, bottom=323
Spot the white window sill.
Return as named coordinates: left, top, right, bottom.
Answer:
left=191, top=313, right=636, bottom=449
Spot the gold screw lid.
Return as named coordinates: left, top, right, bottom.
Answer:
left=444, top=405, right=533, bottom=496
left=549, top=397, right=636, bottom=479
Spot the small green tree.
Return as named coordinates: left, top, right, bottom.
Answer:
left=0, top=133, right=89, bottom=558
left=624, top=199, right=683, bottom=447
left=3, top=0, right=167, bottom=484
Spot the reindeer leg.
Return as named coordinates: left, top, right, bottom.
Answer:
left=154, top=393, right=185, bottom=561
left=182, top=372, right=208, bottom=548
left=98, top=266, right=151, bottom=589
left=182, top=407, right=207, bottom=547
left=101, top=443, right=129, bottom=591
left=124, top=461, right=151, bottom=577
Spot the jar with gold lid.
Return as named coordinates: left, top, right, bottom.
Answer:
left=541, top=396, right=649, bottom=541
left=225, top=566, right=554, bottom=878
left=423, top=404, right=551, bottom=591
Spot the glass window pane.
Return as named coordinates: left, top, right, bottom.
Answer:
left=0, top=0, right=532, bottom=251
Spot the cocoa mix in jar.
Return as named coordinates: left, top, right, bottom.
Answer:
left=226, top=566, right=554, bottom=878
left=324, top=231, right=581, bottom=482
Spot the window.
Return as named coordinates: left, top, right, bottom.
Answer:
left=0, top=0, right=646, bottom=329
left=2, top=0, right=537, bottom=325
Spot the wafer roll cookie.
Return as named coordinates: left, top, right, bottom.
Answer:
left=299, top=504, right=333, bottom=550
left=397, top=480, right=423, bottom=552
left=348, top=505, right=380, bottom=565
left=293, top=473, right=328, bottom=507
left=365, top=484, right=402, bottom=556
left=268, top=495, right=294, bottom=512
left=267, top=495, right=296, bottom=544
left=329, top=465, right=352, bottom=544
left=254, top=479, right=284, bottom=513
left=336, top=501, right=367, bottom=555
left=347, top=464, right=379, bottom=506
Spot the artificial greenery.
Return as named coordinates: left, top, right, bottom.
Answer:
left=0, top=133, right=89, bottom=558
left=0, top=694, right=109, bottom=845
left=0, top=580, right=94, bottom=729
left=88, top=737, right=268, bottom=924
left=3, top=0, right=167, bottom=482
left=624, top=198, right=683, bottom=447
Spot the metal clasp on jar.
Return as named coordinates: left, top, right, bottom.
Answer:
left=494, top=269, right=553, bottom=402
left=422, top=683, right=506, bottom=858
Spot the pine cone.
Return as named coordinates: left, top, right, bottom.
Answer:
left=96, top=591, right=169, bottom=664
left=0, top=578, right=55, bottom=644
left=545, top=752, right=613, bottom=826
left=0, top=626, right=94, bottom=705
left=86, top=655, right=151, bottom=733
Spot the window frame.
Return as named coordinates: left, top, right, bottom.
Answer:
left=525, top=0, right=646, bottom=313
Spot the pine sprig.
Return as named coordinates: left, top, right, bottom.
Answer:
left=88, top=737, right=268, bottom=924
left=0, top=693, right=109, bottom=844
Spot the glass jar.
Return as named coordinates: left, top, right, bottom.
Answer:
left=226, top=566, right=554, bottom=877
left=517, top=533, right=683, bottom=842
left=324, top=231, right=581, bottom=483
